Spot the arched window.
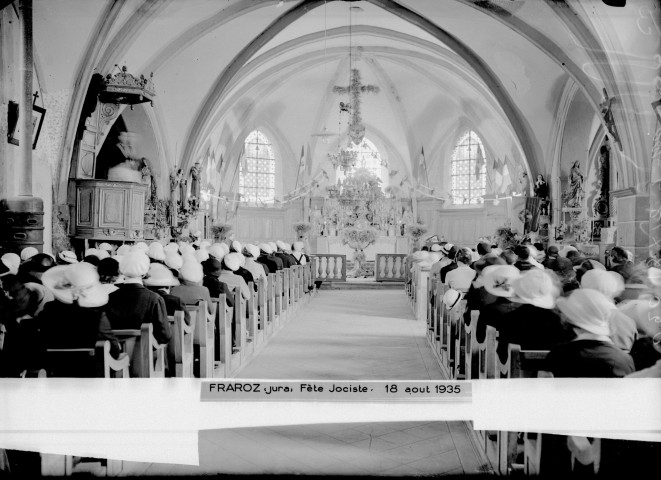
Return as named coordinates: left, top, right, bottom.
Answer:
left=451, top=131, right=486, bottom=205
left=239, top=130, right=275, bottom=204
left=336, top=138, right=386, bottom=186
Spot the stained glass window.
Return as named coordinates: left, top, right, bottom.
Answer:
left=239, top=130, right=275, bottom=204
left=451, top=131, right=486, bottom=205
left=337, top=138, right=386, bottom=186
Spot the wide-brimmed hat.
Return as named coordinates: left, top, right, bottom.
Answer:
left=231, top=240, right=243, bottom=253
left=203, top=257, right=223, bottom=276
left=208, top=244, right=226, bottom=260
left=98, top=242, right=113, bottom=252
left=556, top=289, right=613, bottom=336
left=179, top=244, right=196, bottom=257
left=179, top=261, right=203, bottom=284
left=164, top=251, right=183, bottom=271
left=132, top=242, right=149, bottom=253
left=58, top=251, right=78, bottom=264
left=119, top=252, right=150, bottom=278
left=442, top=288, right=463, bottom=311
left=482, top=265, right=521, bottom=298
left=440, top=243, right=454, bottom=256
left=276, top=240, right=289, bottom=252
left=510, top=268, right=559, bottom=309
left=42, top=263, right=113, bottom=308
left=260, top=243, right=273, bottom=254
left=546, top=245, right=559, bottom=256
left=223, top=252, right=242, bottom=271
left=268, top=242, right=278, bottom=252
left=0, top=260, right=9, bottom=277
left=20, top=247, right=39, bottom=261
left=581, top=270, right=625, bottom=300
left=144, top=263, right=180, bottom=287
left=116, top=245, right=132, bottom=256
left=1, top=253, right=20, bottom=275
left=293, top=241, right=305, bottom=252
left=430, top=244, right=442, bottom=252
left=194, top=249, right=209, bottom=263
left=24, top=253, right=56, bottom=273
left=244, top=244, right=260, bottom=258
left=163, top=243, right=179, bottom=253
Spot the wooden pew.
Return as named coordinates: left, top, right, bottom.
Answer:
left=111, top=323, right=166, bottom=377
left=44, top=340, right=130, bottom=378
left=233, top=287, right=247, bottom=364
left=475, top=324, right=498, bottom=465
left=449, top=299, right=467, bottom=380
left=464, top=310, right=480, bottom=380
left=246, top=281, right=261, bottom=348
left=496, top=344, right=550, bottom=476
left=166, top=310, right=194, bottom=378
left=282, top=269, right=290, bottom=318
left=257, top=276, right=269, bottom=336
left=210, top=294, right=231, bottom=378
left=185, top=301, right=215, bottom=378
left=426, top=276, right=436, bottom=341
left=267, top=273, right=276, bottom=331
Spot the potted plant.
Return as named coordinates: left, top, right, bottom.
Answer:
left=405, top=223, right=428, bottom=251
left=211, top=223, right=233, bottom=242
left=292, top=221, right=312, bottom=240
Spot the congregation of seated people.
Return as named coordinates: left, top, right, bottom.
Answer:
left=408, top=239, right=661, bottom=379
left=0, top=236, right=312, bottom=378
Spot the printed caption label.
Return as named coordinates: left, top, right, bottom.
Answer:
left=201, top=381, right=471, bottom=402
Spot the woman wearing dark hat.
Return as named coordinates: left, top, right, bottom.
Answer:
left=97, top=257, right=122, bottom=285
left=38, top=263, right=123, bottom=377
left=201, top=257, right=234, bottom=308
left=608, top=246, right=634, bottom=281
left=17, top=253, right=55, bottom=285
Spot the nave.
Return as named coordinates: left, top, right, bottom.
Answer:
left=119, top=289, right=489, bottom=477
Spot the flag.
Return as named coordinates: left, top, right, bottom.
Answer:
left=298, top=145, right=305, bottom=172
left=475, top=144, right=485, bottom=181
left=306, top=142, right=312, bottom=176
left=501, top=156, right=512, bottom=194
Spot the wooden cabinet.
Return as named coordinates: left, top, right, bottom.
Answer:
left=75, top=179, right=147, bottom=241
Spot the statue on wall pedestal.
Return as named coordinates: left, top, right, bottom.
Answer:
left=190, top=162, right=201, bottom=201
left=563, top=160, right=584, bottom=208
left=534, top=174, right=551, bottom=217
left=519, top=172, right=530, bottom=196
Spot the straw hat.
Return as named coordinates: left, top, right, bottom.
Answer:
left=442, top=288, right=463, bottom=312
left=244, top=244, right=260, bottom=258
left=430, top=244, right=442, bottom=252
left=581, top=270, right=625, bottom=300
left=95, top=250, right=110, bottom=260
left=57, top=251, right=78, bottom=264
left=42, top=263, right=113, bottom=308
left=163, top=242, right=179, bottom=253
left=482, top=265, right=521, bottom=298
left=98, top=243, right=113, bottom=252
left=223, top=252, right=242, bottom=271
left=556, top=289, right=614, bottom=336
left=209, top=244, right=226, bottom=260
left=144, top=263, right=180, bottom=287
left=119, top=252, right=150, bottom=278
left=510, top=268, right=559, bottom=309
left=20, top=247, right=39, bottom=261
left=260, top=243, right=273, bottom=254
left=1, top=253, right=20, bottom=275
left=132, top=242, right=149, bottom=253
left=116, top=244, right=132, bottom=256
left=179, top=244, right=196, bottom=257
left=231, top=240, right=243, bottom=253
left=194, top=249, right=209, bottom=263
left=164, top=251, right=183, bottom=271
left=276, top=240, right=290, bottom=251
left=269, top=242, right=278, bottom=252
left=179, top=261, right=203, bottom=284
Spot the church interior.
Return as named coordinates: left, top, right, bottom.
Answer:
left=1, top=0, right=660, bottom=477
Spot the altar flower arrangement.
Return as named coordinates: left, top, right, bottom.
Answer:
left=292, top=221, right=312, bottom=238
left=495, top=226, right=521, bottom=249
left=405, top=223, right=428, bottom=240
left=211, top=223, right=232, bottom=241
left=342, top=227, right=378, bottom=248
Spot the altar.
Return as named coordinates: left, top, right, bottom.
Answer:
left=315, top=235, right=409, bottom=260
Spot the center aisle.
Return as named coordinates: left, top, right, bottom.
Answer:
left=238, top=289, right=444, bottom=380
left=123, top=288, right=490, bottom=476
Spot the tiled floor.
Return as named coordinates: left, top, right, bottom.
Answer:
left=120, top=289, right=491, bottom=476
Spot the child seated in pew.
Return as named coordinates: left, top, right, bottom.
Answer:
left=171, top=261, right=214, bottom=314
left=144, top=264, right=191, bottom=326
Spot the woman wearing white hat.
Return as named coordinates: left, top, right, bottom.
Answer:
left=105, top=252, right=172, bottom=347
left=274, top=240, right=296, bottom=268
left=492, top=268, right=568, bottom=362
left=20, top=247, right=39, bottom=262
left=1, top=253, right=21, bottom=275
left=218, top=253, right=251, bottom=301
left=38, top=263, right=123, bottom=376
left=56, top=251, right=78, bottom=265
left=170, top=261, right=213, bottom=314
left=474, top=264, right=522, bottom=343
left=256, top=243, right=277, bottom=273
left=546, top=289, right=635, bottom=377
left=242, top=244, right=266, bottom=282
left=143, top=263, right=191, bottom=328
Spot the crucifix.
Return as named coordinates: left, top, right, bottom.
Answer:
left=333, top=69, right=379, bottom=145
left=600, top=88, right=622, bottom=151
left=32, top=90, right=40, bottom=106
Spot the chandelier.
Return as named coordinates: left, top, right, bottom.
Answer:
left=328, top=147, right=358, bottom=173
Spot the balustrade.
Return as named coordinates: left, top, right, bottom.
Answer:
left=375, top=253, right=407, bottom=282
left=310, top=254, right=346, bottom=282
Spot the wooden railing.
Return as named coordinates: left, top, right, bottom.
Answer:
left=310, top=254, right=346, bottom=282
left=375, top=253, right=407, bottom=282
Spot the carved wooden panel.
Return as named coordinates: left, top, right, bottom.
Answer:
left=76, top=187, right=93, bottom=226
left=99, top=189, right=126, bottom=227
left=131, top=191, right=145, bottom=229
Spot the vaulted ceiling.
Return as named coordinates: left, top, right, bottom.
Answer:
left=30, top=0, right=658, bottom=200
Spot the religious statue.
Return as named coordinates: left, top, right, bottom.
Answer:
left=534, top=174, right=550, bottom=216
left=190, top=162, right=201, bottom=201
left=519, top=172, right=530, bottom=196
left=565, top=160, right=584, bottom=208
left=141, top=157, right=157, bottom=208
left=179, top=170, right=188, bottom=207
